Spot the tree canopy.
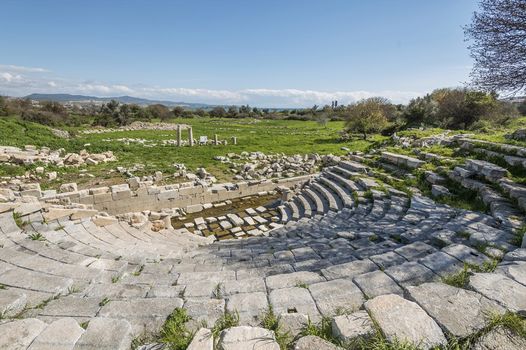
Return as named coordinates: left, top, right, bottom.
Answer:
left=465, top=0, right=526, bottom=94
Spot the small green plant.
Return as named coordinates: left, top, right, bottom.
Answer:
left=442, top=260, right=499, bottom=289
left=28, top=232, right=45, bottom=241
left=80, top=321, right=89, bottom=329
left=369, top=234, right=379, bottom=242
left=301, top=317, right=338, bottom=344
left=159, top=308, right=194, bottom=350
left=13, top=212, right=27, bottom=229
left=133, top=265, right=144, bottom=276
left=35, top=295, right=59, bottom=310
left=441, top=265, right=472, bottom=289
left=260, top=307, right=292, bottom=350
left=364, top=189, right=374, bottom=200
left=486, top=312, right=526, bottom=338
left=212, top=283, right=224, bottom=299
left=0, top=284, right=6, bottom=290
left=295, top=281, right=308, bottom=289
left=99, top=297, right=110, bottom=307
left=457, top=231, right=471, bottom=239
left=67, top=286, right=80, bottom=294
left=54, top=225, right=65, bottom=231
left=111, top=275, right=120, bottom=283
left=212, top=310, right=240, bottom=339
left=511, top=226, right=526, bottom=247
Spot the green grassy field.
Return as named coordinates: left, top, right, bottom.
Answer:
left=0, top=116, right=386, bottom=187
left=3, top=115, right=526, bottom=190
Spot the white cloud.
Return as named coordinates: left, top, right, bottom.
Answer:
left=0, top=64, right=49, bottom=73
left=0, top=62, right=423, bottom=107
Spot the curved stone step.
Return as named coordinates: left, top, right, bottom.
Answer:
left=304, top=188, right=327, bottom=215
left=278, top=205, right=291, bottom=223
left=325, top=168, right=361, bottom=192
left=296, top=194, right=313, bottom=218
left=318, top=176, right=354, bottom=208
left=310, top=182, right=341, bottom=211
left=286, top=200, right=301, bottom=221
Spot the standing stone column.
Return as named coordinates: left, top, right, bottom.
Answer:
left=214, top=134, right=219, bottom=145
left=177, top=125, right=182, bottom=147
left=188, top=127, right=194, bottom=146
left=232, top=136, right=237, bottom=145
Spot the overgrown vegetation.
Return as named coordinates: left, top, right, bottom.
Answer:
left=211, top=310, right=240, bottom=339
left=260, top=307, right=292, bottom=350
left=442, top=261, right=499, bottom=289
left=158, top=308, right=195, bottom=350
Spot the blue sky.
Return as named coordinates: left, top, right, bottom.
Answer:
left=0, top=0, right=479, bottom=107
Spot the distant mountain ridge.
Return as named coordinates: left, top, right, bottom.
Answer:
left=24, top=93, right=215, bottom=108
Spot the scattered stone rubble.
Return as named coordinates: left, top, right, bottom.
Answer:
left=215, top=152, right=344, bottom=181
left=81, top=121, right=191, bottom=134
left=0, top=145, right=116, bottom=167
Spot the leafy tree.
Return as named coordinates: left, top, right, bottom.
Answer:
left=431, top=88, right=499, bottom=129
left=172, top=106, right=185, bottom=118
left=41, top=100, right=68, bottom=116
left=194, top=108, right=207, bottom=117
left=315, top=114, right=329, bottom=128
left=0, top=96, right=8, bottom=116
left=210, top=106, right=227, bottom=118
left=465, top=0, right=526, bottom=93
left=147, top=104, right=171, bottom=121
left=227, top=106, right=238, bottom=117
left=344, top=97, right=390, bottom=139
left=403, top=95, right=438, bottom=126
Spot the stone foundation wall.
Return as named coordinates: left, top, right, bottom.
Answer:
left=46, top=175, right=313, bottom=215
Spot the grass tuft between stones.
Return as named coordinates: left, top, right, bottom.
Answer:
left=441, top=261, right=499, bottom=289
left=260, top=307, right=293, bottom=350
left=211, top=310, right=240, bottom=339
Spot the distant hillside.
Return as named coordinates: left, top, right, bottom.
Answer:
left=24, top=93, right=214, bottom=109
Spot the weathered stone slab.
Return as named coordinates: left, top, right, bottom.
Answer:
left=331, top=310, right=374, bottom=344
left=73, top=317, right=133, bottom=350
left=278, top=313, right=309, bottom=338
left=369, top=251, right=407, bottom=269
left=226, top=292, right=268, bottom=325
left=0, top=289, right=27, bottom=317
left=187, top=328, right=213, bottom=350
left=38, top=296, right=101, bottom=318
left=0, top=318, right=47, bottom=350
left=28, top=317, right=85, bottom=350
left=353, top=270, right=403, bottom=299
left=185, top=298, right=225, bottom=330
left=294, top=335, right=343, bottom=350
left=365, top=294, right=446, bottom=349
left=442, top=244, right=490, bottom=266
left=308, top=279, right=365, bottom=316
left=269, top=287, right=320, bottom=322
left=321, top=260, right=377, bottom=280
left=472, top=326, right=526, bottom=350
left=497, top=261, right=526, bottom=285
left=0, top=268, right=73, bottom=294
left=407, top=282, right=505, bottom=337
left=469, top=273, right=526, bottom=314
left=218, top=326, right=279, bottom=350
left=223, top=277, right=266, bottom=295
left=385, top=261, right=437, bottom=287
left=265, top=271, right=325, bottom=290
left=418, top=251, right=463, bottom=277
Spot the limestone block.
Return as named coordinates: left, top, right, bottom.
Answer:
left=365, top=294, right=446, bottom=349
